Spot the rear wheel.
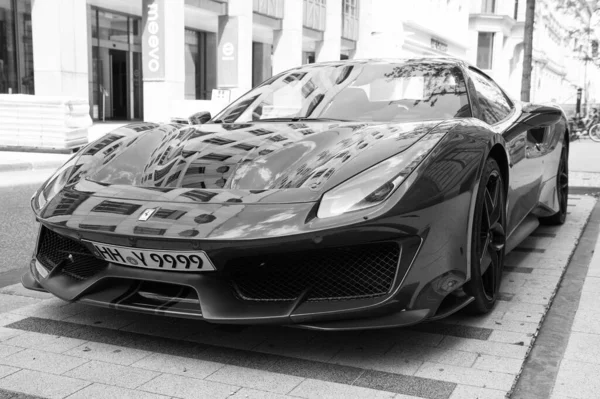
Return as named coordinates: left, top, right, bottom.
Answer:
left=464, top=158, right=506, bottom=314
left=540, top=147, right=568, bottom=225
left=589, top=124, right=600, bottom=142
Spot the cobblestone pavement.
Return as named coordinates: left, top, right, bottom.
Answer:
left=0, top=195, right=593, bottom=399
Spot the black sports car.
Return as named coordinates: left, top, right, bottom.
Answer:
left=23, top=58, right=568, bottom=330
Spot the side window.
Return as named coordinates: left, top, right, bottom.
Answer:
left=469, top=69, right=513, bottom=125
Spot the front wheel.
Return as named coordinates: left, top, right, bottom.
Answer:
left=463, top=158, right=506, bottom=314
left=589, top=124, right=600, bottom=142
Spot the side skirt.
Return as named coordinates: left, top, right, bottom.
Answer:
left=505, top=215, right=540, bottom=254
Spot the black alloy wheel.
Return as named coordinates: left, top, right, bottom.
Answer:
left=464, top=158, right=506, bottom=314
left=540, top=147, right=568, bottom=225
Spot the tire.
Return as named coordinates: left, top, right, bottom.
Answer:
left=463, top=158, right=506, bottom=315
left=540, top=147, right=568, bottom=225
left=589, top=124, right=600, bottom=142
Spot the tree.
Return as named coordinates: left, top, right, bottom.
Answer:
left=552, top=0, right=600, bottom=114
left=521, top=0, right=536, bottom=102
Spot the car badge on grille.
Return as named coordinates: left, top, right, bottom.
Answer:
left=138, top=208, right=158, bottom=221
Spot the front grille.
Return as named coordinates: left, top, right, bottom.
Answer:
left=37, top=227, right=107, bottom=280
left=229, top=242, right=400, bottom=302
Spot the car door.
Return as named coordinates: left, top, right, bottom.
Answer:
left=467, top=68, right=544, bottom=235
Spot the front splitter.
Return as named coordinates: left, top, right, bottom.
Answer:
left=22, top=268, right=433, bottom=331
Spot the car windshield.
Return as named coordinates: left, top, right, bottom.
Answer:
left=212, top=62, right=471, bottom=124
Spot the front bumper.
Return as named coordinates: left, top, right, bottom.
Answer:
left=22, top=266, right=432, bottom=330
left=23, top=223, right=437, bottom=329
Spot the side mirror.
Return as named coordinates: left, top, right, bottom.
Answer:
left=189, top=111, right=212, bottom=125
left=521, top=103, right=562, bottom=127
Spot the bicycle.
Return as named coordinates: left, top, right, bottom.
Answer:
left=569, top=116, right=600, bottom=142
left=588, top=123, right=600, bottom=142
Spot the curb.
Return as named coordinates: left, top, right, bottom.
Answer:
left=0, top=160, right=66, bottom=173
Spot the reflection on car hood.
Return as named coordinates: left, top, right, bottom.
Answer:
left=63, top=120, right=444, bottom=204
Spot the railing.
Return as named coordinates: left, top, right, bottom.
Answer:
left=303, top=0, right=326, bottom=31
left=342, top=0, right=358, bottom=40
left=253, top=0, right=284, bottom=18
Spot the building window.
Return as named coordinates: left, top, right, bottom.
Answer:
left=476, top=32, right=494, bottom=70
left=253, top=0, right=284, bottom=19
left=342, top=0, right=359, bottom=41
left=343, top=0, right=358, bottom=17
left=303, top=0, right=327, bottom=31
left=481, top=0, right=495, bottom=13
left=0, top=0, right=34, bottom=94
left=184, top=29, right=217, bottom=100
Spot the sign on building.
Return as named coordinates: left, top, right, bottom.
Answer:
left=431, top=38, right=448, bottom=53
left=142, top=0, right=166, bottom=80
left=217, top=16, right=239, bottom=88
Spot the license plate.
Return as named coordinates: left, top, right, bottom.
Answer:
left=86, top=242, right=216, bottom=272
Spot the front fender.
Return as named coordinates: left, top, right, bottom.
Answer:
left=390, top=119, right=504, bottom=301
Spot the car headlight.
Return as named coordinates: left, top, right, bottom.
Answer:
left=317, top=133, right=445, bottom=219
left=32, top=154, right=80, bottom=212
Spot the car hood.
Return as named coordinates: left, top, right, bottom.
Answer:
left=51, top=120, right=445, bottom=205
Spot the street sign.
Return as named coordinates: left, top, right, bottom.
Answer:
left=217, top=16, right=239, bottom=88
left=222, top=42, right=235, bottom=60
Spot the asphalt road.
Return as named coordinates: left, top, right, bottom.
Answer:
left=0, top=170, right=54, bottom=284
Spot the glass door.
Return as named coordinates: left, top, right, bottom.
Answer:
left=88, top=7, right=143, bottom=121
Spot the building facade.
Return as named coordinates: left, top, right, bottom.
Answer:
left=3, top=0, right=599, bottom=125
left=1, top=0, right=474, bottom=124
left=468, top=0, right=600, bottom=113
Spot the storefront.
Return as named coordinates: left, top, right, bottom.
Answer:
left=88, top=7, right=143, bottom=121
left=3, top=0, right=479, bottom=127
left=0, top=0, right=33, bottom=94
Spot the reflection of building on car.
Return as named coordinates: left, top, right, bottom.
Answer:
left=24, top=58, right=569, bottom=330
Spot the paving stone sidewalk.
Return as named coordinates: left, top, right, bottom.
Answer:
left=550, top=207, right=600, bottom=399
left=0, top=195, right=592, bottom=399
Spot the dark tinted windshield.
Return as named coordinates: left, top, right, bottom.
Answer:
left=213, top=62, right=470, bottom=123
